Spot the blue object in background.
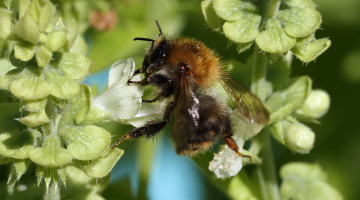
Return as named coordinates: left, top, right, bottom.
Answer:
left=147, top=136, right=206, bottom=200
left=82, top=67, right=110, bottom=93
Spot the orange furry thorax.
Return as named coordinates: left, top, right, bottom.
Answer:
left=153, top=37, right=223, bottom=87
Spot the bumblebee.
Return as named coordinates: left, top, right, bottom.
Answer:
left=111, top=21, right=269, bottom=158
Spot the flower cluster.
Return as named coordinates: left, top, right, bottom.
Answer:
left=201, top=0, right=331, bottom=179
left=202, top=0, right=331, bottom=61
left=0, top=0, right=143, bottom=195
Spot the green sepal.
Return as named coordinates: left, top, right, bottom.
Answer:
left=0, top=103, right=23, bottom=133
left=201, top=1, right=221, bottom=31
left=280, top=162, right=343, bottom=200
left=22, top=98, right=47, bottom=112
left=291, top=35, right=331, bottom=62
left=70, top=34, right=88, bottom=54
left=10, top=67, right=52, bottom=100
left=35, top=45, right=52, bottom=67
left=14, top=41, right=35, bottom=62
left=256, top=18, right=296, bottom=53
left=0, top=157, right=12, bottom=165
left=277, top=8, right=321, bottom=38
left=74, top=148, right=124, bottom=178
left=0, top=129, right=42, bottom=159
left=29, top=135, right=73, bottom=167
left=81, top=105, right=111, bottom=125
left=283, top=0, right=316, bottom=9
left=38, top=0, right=56, bottom=32
left=267, top=76, right=312, bottom=124
left=65, top=19, right=78, bottom=51
left=213, top=0, right=258, bottom=21
left=18, top=109, right=50, bottom=127
left=44, top=30, right=67, bottom=52
left=0, top=58, right=16, bottom=77
left=59, top=125, right=111, bottom=160
left=0, top=8, right=14, bottom=40
left=15, top=7, right=40, bottom=44
left=7, top=159, right=31, bottom=185
left=45, top=69, right=80, bottom=99
left=241, top=149, right=261, bottom=165
left=223, top=14, right=261, bottom=43
left=53, top=52, right=91, bottom=79
left=236, top=41, right=253, bottom=54
left=18, top=0, right=31, bottom=19
left=9, top=50, right=30, bottom=68
left=71, top=85, right=91, bottom=124
left=36, top=166, right=67, bottom=192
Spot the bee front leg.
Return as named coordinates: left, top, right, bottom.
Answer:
left=127, top=78, right=149, bottom=86
left=111, top=100, right=176, bottom=149
left=223, top=136, right=252, bottom=160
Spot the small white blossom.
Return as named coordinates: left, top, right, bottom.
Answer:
left=93, top=58, right=144, bottom=121
left=209, top=110, right=264, bottom=178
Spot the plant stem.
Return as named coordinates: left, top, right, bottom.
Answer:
left=255, top=131, right=280, bottom=200
left=251, top=1, right=281, bottom=199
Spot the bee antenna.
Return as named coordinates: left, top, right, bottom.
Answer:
left=133, top=37, right=155, bottom=42
left=155, top=20, right=163, bottom=38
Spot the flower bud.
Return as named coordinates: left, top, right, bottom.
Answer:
left=284, top=121, right=315, bottom=154
left=294, top=90, right=330, bottom=121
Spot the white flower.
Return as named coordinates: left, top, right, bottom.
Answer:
left=93, top=58, right=145, bottom=121
left=209, top=110, right=264, bottom=178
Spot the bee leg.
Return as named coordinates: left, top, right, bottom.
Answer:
left=111, top=100, right=176, bottom=149
left=110, top=121, right=167, bottom=149
left=127, top=78, right=149, bottom=86
left=223, top=136, right=252, bottom=160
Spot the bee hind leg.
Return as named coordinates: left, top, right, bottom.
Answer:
left=223, top=136, right=252, bottom=160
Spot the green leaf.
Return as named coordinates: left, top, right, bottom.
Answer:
left=0, top=8, right=14, bottom=40
left=54, top=52, right=91, bottom=79
left=213, top=0, right=258, bottom=21
left=278, top=8, right=322, bottom=38
left=35, top=45, right=52, bottom=67
left=10, top=67, right=52, bottom=100
left=44, top=30, right=67, bottom=52
left=45, top=69, right=80, bottom=99
left=15, top=8, right=40, bottom=44
left=256, top=18, right=296, bottom=53
left=14, top=41, right=35, bottom=61
left=201, top=1, right=221, bottom=31
left=266, top=76, right=312, bottom=124
left=59, top=125, right=111, bottom=160
left=75, top=148, right=124, bottom=178
left=29, top=135, right=73, bottom=167
left=223, top=14, right=261, bottom=43
left=18, top=109, right=50, bottom=127
left=0, top=59, right=16, bottom=77
left=291, top=36, right=331, bottom=62
left=0, top=129, right=41, bottom=159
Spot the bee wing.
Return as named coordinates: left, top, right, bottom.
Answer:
left=171, top=75, right=200, bottom=147
left=221, top=77, right=269, bottom=124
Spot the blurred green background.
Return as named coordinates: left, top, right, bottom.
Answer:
left=2, top=0, right=360, bottom=199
